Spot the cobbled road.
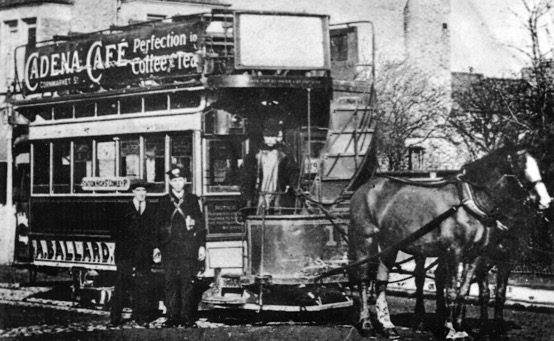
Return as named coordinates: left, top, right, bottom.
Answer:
left=1, top=281, right=554, bottom=341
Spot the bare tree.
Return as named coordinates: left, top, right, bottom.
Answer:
left=447, top=73, right=530, bottom=158
left=374, top=59, right=449, bottom=171
left=448, top=0, right=554, bottom=161
left=447, top=0, right=554, bottom=270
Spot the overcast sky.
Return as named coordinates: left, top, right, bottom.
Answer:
left=230, top=0, right=554, bottom=78
left=453, top=0, right=533, bottom=77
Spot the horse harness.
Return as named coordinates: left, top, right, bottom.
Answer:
left=316, top=175, right=506, bottom=281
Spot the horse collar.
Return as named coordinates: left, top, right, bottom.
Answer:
left=458, top=181, right=499, bottom=225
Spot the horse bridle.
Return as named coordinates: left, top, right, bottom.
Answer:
left=505, top=150, right=553, bottom=212
left=456, top=149, right=546, bottom=220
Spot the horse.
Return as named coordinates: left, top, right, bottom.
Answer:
left=348, top=145, right=551, bottom=339
left=413, top=214, right=540, bottom=336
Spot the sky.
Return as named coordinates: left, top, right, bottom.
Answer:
left=229, top=0, right=554, bottom=78
left=452, top=0, right=533, bottom=77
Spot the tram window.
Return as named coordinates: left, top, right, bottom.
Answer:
left=120, top=137, right=140, bottom=178
left=32, top=142, right=50, bottom=194
left=170, top=92, right=201, bottom=109
left=97, top=99, right=118, bottom=116
left=73, top=141, right=93, bottom=193
left=144, top=94, right=168, bottom=112
left=145, top=135, right=165, bottom=192
left=96, top=141, right=117, bottom=177
left=170, top=133, right=193, bottom=182
left=120, top=96, right=142, bottom=114
left=52, top=103, right=73, bottom=120
left=205, top=139, right=243, bottom=193
left=52, top=141, right=71, bottom=193
left=74, top=101, right=95, bottom=118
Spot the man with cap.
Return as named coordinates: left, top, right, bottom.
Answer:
left=110, top=179, right=157, bottom=327
left=242, top=118, right=298, bottom=214
left=155, top=165, right=206, bottom=328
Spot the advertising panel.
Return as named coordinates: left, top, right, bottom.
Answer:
left=235, top=13, right=330, bottom=70
left=23, top=20, right=205, bottom=95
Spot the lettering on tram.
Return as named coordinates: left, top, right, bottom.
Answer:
left=23, top=21, right=204, bottom=94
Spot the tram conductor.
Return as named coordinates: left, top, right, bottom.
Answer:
left=110, top=179, right=157, bottom=327
left=155, top=165, right=206, bottom=328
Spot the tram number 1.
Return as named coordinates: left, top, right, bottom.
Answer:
left=324, top=225, right=337, bottom=246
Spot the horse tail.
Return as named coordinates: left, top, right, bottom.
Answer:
left=350, top=181, right=381, bottom=239
left=349, top=181, right=382, bottom=283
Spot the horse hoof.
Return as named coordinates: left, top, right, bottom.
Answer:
left=357, top=323, right=376, bottom=338
left=446, top=331, right=470, bottom=340
left=358, top=327, right=376, bottom=338
left=383, top=327, right=400, bottom=339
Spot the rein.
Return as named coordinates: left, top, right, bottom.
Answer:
left=316, top=204, right=463, bottom=281
left=382, top=175, right=457, bottom=187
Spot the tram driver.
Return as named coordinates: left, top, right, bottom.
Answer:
left=242, top=118, right=298, bottom=214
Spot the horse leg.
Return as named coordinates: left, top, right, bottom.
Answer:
left=447, top=260, right=477, bottom=340
left=474, top=258, right=490, bottom=330
left=375, top=256, right=399, bottom=339
left=492, top=262, right=511, bottom=334
left=349, top=239, right=377, bottom=337
left=413, top=256, right=426, bottom=332
left=435, top=257, right=447, bottom=318
left=358, top=280, right=375, bottom=337
left=443, top=256, right=467, bottom=340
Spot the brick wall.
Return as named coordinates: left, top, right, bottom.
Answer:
left=70, top=0, right=117, bottom=33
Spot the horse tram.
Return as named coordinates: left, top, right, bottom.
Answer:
left=8, top=9, right=379, bottom=320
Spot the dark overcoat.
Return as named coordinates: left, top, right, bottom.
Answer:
left=113, top=201, right=156, bottom=271
left=156, top=192, right=206, bottom=267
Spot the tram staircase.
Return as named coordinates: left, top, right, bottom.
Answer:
left=309, top=96, right=378, bottom=212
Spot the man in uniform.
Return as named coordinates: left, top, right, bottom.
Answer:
left=110, top=179, right=157, bottom=327
left=156, top=165, right=206, bottom=328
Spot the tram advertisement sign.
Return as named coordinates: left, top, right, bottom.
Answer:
left=23, top=20, right=205, bottom=95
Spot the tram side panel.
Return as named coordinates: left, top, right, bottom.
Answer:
left=28, top=197, right=142, bottom=270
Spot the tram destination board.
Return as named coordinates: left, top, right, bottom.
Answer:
left=205, top=198, right=244, bottom=237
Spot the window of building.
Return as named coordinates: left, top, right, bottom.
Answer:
left=408, top=146, right=425, bottom=171
left=23, top=18, right=37, bottom=47
left=5, top=20, right=17, bottom=33
left=205, top=138, right=245, bottom=193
